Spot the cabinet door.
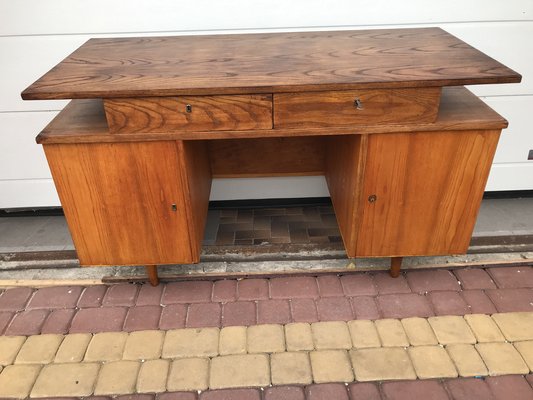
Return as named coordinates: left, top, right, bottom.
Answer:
left=356, top=130, right=500, bottom=257
left=44, top=140, right=210, bottom=266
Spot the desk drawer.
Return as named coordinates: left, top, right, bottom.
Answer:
left=274, top=88, right=440, bottom=128
left=104, top=94, right=273, bottom=134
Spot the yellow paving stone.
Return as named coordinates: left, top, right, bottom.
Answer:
left=162, top=327, right=219, bottom=358
left=446, top=344, right=488, bottom=377
left=0, top=364, right=41, bottom=399
left=475, top=342, right=529, bottom=375
left=491, top=312, right=533, bottom=342
left=513, top=341, right=533, bottom=371
left=285, top=323, right=314, bottom=351
left=408, top=345, right=458, bottom=379
left=209, top=354, right=270, bottom=389
left=123, top=330, right=165, bottom=360
left=219, top=326, right=247, bottom=355
left=348, top=320, right=381, bottom=349
left=167, top=358, right=209, bottom=391
left=464, top=314, right=505, bottom=343
left=137, top=359, right=169, bottom=393
left=31, top=363, right=100, bottom=397
left=247, top=324, right=285, bottom=353
left=94, top=360, right=141, bottom=395
left=350, top=347, right=416, bottom=382
left=54, top=333, right=92, bottom=363
left=309, top=350, right=354, bottom=383
left=85, top=332, right=127, bottom=362
left=375, top=319, right=409, bottom=347
left=15, top=334, right=64, bottom=364
left=401, top=318, right=438, bottom=346
left=271, top=352, right=313, bottom=385
left=428, top=316, right=476, bottom=345
left=0, top=336, right=26, bottom=365
left=311, top=321, right=352, bottom=350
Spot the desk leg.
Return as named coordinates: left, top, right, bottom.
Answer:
left=390, top=257, right=403, bottom=278
left=145, top=265, right=159, bottom=286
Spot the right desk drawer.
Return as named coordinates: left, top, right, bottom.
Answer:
left=274, top=87, right=440, bottom=128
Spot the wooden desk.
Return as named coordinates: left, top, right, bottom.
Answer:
left=22, top=28, right=521, bottom=285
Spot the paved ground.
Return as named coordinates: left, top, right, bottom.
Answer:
left=0, top=266, right=532, bottom=399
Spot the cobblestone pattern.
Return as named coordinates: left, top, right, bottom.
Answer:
left=0, top=267, right=531, bottom=336
left=0, top=312, right=532, bottom=398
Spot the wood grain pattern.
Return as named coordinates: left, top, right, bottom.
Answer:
left=43, top=141, right=203, bottom=266
left=325, top=135, right=367, bottom=256
left=355, top=130, right=501, bottom=257
left=274, top=88, right=440, bottom=128
left=36, top=87, right=508, bottom=144
left=178, top=140, right=212, bottom=259
left=22, top=28, right=521, bottom=100
left=104, top=94, right=272, bottom=134
left=208, top=137, right=325, bottom=177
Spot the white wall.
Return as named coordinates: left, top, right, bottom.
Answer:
left=1, top=1, right=532, bottom=208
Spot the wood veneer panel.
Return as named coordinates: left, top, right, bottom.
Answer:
left=104, top=94, right=272, bottom=134
left=178, top=140, right=212, bottom=259
left=274, top=88, right=440, bottom=128
left=22, top=28, right=520, bottom=100
left=356, top=130, right=501, bottom=257
left=325, top=135, right=367, bottom=256
left=43, top=141, right=196, bottom=266
left=36, top=87, right=509, bottom=144
left=208, top=137, right=326, bottom=177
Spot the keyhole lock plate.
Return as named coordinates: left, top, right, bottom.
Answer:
left=185, top=104, right=192, bottom=113
left=354, top=98, right=364, bottom=110
left=171, top=204, right=177, bottom=211
left=368, top=195, right=377, bottom=203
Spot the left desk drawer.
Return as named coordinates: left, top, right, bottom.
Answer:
left=103, top=94, right=273, bottom=134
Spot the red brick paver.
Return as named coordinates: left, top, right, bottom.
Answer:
left=162, top=281, right=213, bottom=304
left=102, top=284, right=139, bottom=307
left=264, top=386, right=306, bottom=400
left=381, top=380, right=450, bottom=400
left=41, top=308, right=76, bottom=334
left=488, top=267, right=533, bottom=289
left=340, top=274, right=377, bottom=297
left=70, top=307, right=127, bottom=333
left=5, top=309, right=48, bottom=335
left=306, top=383, right=349, bottom=400
left=485, top=375, right=533, bottom=400
left=158, top=393, right=197, bottom=400
left=445, top=378, right=496, bottom=400
left=0, top=287, right=33, bottom=311
left=212, top=280, right=237, bottom=302
left=351, top=296, right=381, bottom=320
left=77, top=285, right=107, bottom=308
left=186, top=303, right=221, bottom=328
left=485, top=288, right=533, bottom=312
left=258, top=299, right=291, bottom=324
left=316, top=297, right=354, bottom=321
left=159, top=304, right=187, bottom=330
left=123, top=305, right=162, bottom=331
left=461, top=290, right=498, bottom=314
left=454, top=269, right=497, bottom=290
left=27, top=286, right=83, bottom=309
left=348, top=382, right=381, bottom=400
left=377, top=293, right=434, bottom=319
left=372, top=272, right=411, bottom=294
left=406, top=270, right=461, bottom=293
left=290, top=298, right=318, bottom=323
left=222, top=301, right=256, bottom=326
left=270, top=277, right=319, bottom=299
left=200, top=388, right=261, bottom=400
left=429, top=291, right=471, bottom=316
left=316, top=275, right=344, bottom=297
left=136, top=284, right=164, bottom=306
left=0, top=311, right=14, bottom=334
left=237, top=279, right=269, bottom=300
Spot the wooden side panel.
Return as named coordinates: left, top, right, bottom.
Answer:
left=178, top=140, right=212, bottom=259
left=325, top=135, right=367, bottom=256
left=44, top=141, right=195, bottom=266
left=274, top=87, right=441, bottom=128
left=356, top=130, right=501, bottom=257
left=208, top=137, right=326, bottom=177
left=104, top=94, right=272, bottom=134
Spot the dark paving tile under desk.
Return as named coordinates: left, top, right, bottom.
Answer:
left=208, top=205, right=341, bottom=246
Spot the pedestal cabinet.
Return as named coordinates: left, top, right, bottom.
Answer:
left=22, top=28, right=521, bottom=284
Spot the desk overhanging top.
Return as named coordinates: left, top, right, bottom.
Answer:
left=22, top=27, right=521, bottom=100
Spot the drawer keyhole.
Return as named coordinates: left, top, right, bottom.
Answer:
left=354, top=98, right=364, bottom=110
left=368, top=195, right=377, bottom=203
left=185, top=104, right=192, bottom=113
left=171, top=204, right=177, bottom=211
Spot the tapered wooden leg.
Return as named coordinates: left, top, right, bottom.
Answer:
left=145, top=265, right=159, bottom=286
left=390, top=257, right=403, bottom=278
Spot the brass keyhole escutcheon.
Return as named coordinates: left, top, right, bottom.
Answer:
left=171, top=204, right=177, bottom=211
left=368, top=195, right=377, bottom=203
left=186, top=104, right=192, bottom=113
left=354, top=98, right=364, bottom=110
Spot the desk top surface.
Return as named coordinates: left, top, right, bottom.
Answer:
left=22, top=27, right=521, bottom=100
